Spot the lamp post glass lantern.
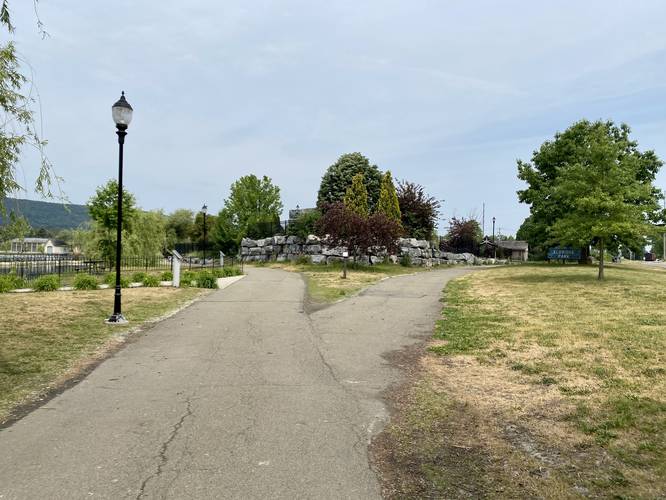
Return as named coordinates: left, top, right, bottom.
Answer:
left=107, top=92, right=133, bottom=324
left=201, top=204, right=207, bottom=267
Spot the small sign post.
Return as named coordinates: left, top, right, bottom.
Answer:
left=219, top=251, right=225, bottom=267
left=171, top=249, right=183, bottom=287
left=342, top=251, right=348, bottom=279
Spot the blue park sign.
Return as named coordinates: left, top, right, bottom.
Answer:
left=547, top=247, right=582, bottom=260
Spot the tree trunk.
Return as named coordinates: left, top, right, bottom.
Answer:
left=579, top=245, right=590, bottom=265
left=598, top=240, right=604, bottom=281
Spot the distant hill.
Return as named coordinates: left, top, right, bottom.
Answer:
left=1, top=198, right=90, bottom=230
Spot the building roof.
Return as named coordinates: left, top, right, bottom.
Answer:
left=481, top=239, right=529, bottom=251
left=10, top=237, right=49, bottom=243
left=497, top=240, right=529, bottom=251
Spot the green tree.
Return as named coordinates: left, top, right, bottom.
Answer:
left=0, top=210, right=30, bottom=249
left=223, top=175, right=283, bottom=238
left=87, top=180, right=138, bottom=261
left=517, top=120, right=663, bottom=263
left=317, top=152, right=382, bottom=210
left=166, top=209, right=195, bottom=244
left=212, top=208, right=241, bottom=255
left=545, top=123, right=663, bottom=279
left=125, top=210, right=168, bottom=258
left=376, top=171, right=401, bottom=223
left=344, top=173, right=369, bottom=216
left=288, top=209, right=322, bottom=239
left=192, top=211, right=217, bottom=247
left=0, top=5, right=56, bottom=206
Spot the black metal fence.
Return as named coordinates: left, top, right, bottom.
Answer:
left=0, top=254, right=106, bottom=284
left=0, top=253, right=241, bottom=285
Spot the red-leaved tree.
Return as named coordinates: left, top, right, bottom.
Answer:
left=316, top=203, right=402, bottom=260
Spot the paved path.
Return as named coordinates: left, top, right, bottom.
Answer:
left=0, top=267, right=470, bottom=499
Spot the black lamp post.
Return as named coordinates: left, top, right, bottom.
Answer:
left=201, top=204, right=207, bottom=267
left=107, top=92, right=133, bottom=324
left=493, top=217, right=497, bottom=259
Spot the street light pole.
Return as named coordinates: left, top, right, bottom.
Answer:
left=107, top=92, right=133, bottom=324
left=201, top=204, right=208, bottom=268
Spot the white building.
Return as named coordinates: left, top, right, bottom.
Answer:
left=10, top=238, right=70, bottom=254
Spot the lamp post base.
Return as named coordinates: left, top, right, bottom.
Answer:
left=106, top=313, right=128, bottom=324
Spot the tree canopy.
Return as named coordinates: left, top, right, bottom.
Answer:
left=316, top=202, right=402, bottom=260
left=0, top=2, right=56, bottom=206
left=442, top=217, right=482, bottom=253
left=396, top=181, right=440, bottom=240
left=317, top=153, right=382, bottom=211
left=87, top=180, right=138, bottom=261
left=87, top=180, right=137, bottom=234
left=165, top=209, right=195, bottom=243
left=517, top=120, right=663, bottom=264
left=212, top=174, right=283, bottom=253
left=518, top=120, right=663, bottom=279
left=343, top=173, right=369, bottom=216
left=376, top=171, right=401, bottom=223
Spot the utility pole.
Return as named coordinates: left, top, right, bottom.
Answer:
left=482, top=202, right=485, bottom=237
left=493, top=217, right=497, bottom=259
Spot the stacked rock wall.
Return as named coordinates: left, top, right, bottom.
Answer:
left=240, top=236, right=500, bottom=266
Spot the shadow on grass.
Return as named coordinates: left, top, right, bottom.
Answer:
left=491, top=264, right=656, bottom=286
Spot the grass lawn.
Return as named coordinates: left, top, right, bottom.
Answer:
left=254, top=261, right=429, bottom=303
left=374, top=263, right=666, bottom=498
left=0, top=287, right=205, bottom=424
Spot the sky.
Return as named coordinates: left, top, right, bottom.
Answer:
left=8, top=0, right=666, bottom=236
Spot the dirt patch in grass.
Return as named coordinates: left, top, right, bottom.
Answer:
left=0, top=287, right=206, bottom=424
left=372, top=264, right=666, bottom=498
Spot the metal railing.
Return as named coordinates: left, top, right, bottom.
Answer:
left=0, top=253, right=242, bottom=285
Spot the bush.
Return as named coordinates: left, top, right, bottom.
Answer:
left=295, top=255, right=311, bottom=265
left=224, top=266, right=242, bottom=277
left=0, top=273, right=26, bottom=293
left=196, top=271, right=218, bottom=289
left=142, top=274, right=160, bottom=287
left=131, top=271, right=148, bottom=283
left=211, top=266, right=243, bottom=278
left=180, top=270, right=196, bottom=287
left=160, top=270, right=173, bottom=281
left=400, top=254, right=412, bottom=267
left=103, top=272, right=130, bottom=288
left=32, top=275, right=61, bottom=292
left=73, top=274, right=99, bottom=290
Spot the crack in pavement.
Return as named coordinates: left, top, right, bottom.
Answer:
left=135, top=398, right=194, bottom=500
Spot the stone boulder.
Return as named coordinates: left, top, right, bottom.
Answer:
left=311, top=254, right=326, bottom=264
left=305, top=244, right=322, bottom=254
left=241, top=237, right=256, bottom=248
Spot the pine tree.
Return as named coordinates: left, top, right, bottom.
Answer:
left=343, top=173, right=369, bottom=217
left=376, top=171, right=401, bottom=223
